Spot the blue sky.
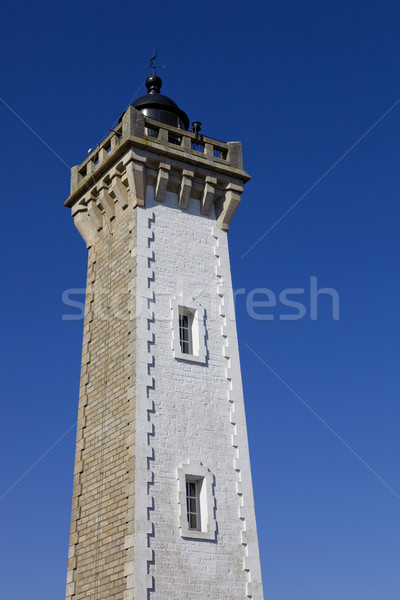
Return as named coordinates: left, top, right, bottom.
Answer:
left=1, top=1, right=400, bottom=598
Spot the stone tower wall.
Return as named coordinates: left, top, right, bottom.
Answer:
left=66, top=206, right=137, bottom=600
left=140, top=188, right=258, bottom=599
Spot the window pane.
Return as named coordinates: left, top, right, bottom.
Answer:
left=168, top=134, right=181, bottom=145
left=179, top=312, right=192, bottom=354
left=145, top=127, right=158, bottom=138
left=186, top=479, right=200, bottom=530
left=189, top=513, right=197, bottom=529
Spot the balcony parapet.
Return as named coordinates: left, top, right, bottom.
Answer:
left=67, top=107, right=250, bottom=205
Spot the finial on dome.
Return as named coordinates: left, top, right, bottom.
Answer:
left=122, top=51, right=189, bottom=130
left=146, top=73, right=162, bottom=94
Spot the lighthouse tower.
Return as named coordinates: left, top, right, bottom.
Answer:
left=64, top=71, right=263, bottom=600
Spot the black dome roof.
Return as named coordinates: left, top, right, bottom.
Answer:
left=126, top=74, right=189, bottom=130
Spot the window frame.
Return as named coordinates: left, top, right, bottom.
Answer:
left=179, top=309, right=193, bottom=355
left=171, top=297, right=206, bottom=363
left=177, top=460, right=216, bottom=540
left=186, top=478, right=201, bottom=530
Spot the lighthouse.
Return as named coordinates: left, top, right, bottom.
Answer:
left=64, top=69, right=264, bottom=600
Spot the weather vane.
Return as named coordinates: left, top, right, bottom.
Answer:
left=144, top=48, right=165, bottom=75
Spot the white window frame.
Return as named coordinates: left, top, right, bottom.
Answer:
left=171, top=297, right=206, bottom=363
left=176, top=460, right=216, bottom=540
left=186, top=477, right=202, bottom=531
left=178, top=309, right=193, bottom=355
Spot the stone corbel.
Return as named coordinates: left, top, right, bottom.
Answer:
left=87, top=192, right=103, bottom=232
left=97, top=180, right=115, bottom=221
left=154, top=163, right=171, bottom=203
left=110, top=177, right=129, bottom=209
left=125, top=155, right=147, bottom=207
left=73, top=207, right=99, bottom=249
left=71, top=197, right=87, bottom=218
left=216, top=183, right=243, bottom=231
left=201, top=176, right=217, bottom=216
left=178, top=169, right=194, bottom=209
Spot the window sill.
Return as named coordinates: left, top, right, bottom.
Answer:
left=174, top=350, right=206, bottom=364
left=180, top=528, right=216, bottom=541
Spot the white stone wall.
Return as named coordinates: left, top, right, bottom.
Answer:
left=134, top=186, right=263, bottom=600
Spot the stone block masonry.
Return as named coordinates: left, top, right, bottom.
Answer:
left=66, top=205, right=137, bottom=600
left=140, top=189, right=263, bottom=600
